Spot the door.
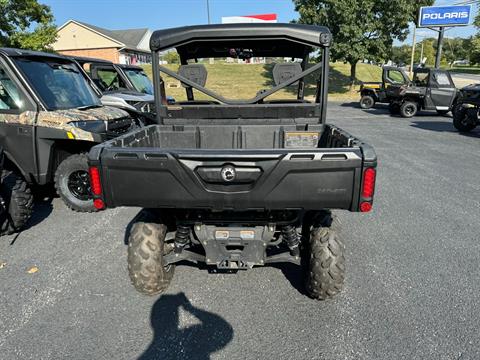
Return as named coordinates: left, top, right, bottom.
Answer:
left=427, top=71, right=456, bottom=110
left=0, top=58, right=37, bottom=178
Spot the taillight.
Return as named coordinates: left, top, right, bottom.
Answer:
left=89, top=166, right=102, bottom=195
left=361, top=168, right=376, bottom=198
left=360, top=167, right=376, bottom=212
left=88, top=166, right=105, bottom=210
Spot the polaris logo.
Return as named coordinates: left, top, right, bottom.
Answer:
left=422, top=12, right=469, bottom=21
left=419, top=5, right=471, bottom=27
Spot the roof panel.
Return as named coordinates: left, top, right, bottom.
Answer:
left=150, top=23, right=331, bottom=52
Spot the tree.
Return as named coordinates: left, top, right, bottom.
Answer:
left=161, top=51, right=180, bottom=64
left=0, top=0, right=57, bottom=51
left=293, top=0, right=434, bottom=86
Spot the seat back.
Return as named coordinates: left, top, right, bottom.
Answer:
left=272, top=63, right=302, bottom=86
left=178, top=64, right=208, bottom=87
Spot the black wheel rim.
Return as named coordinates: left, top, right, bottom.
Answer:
left=362, top=97, right=373, bottom=108
left=67, top=170, right=91, bottom=201
left=405, top=105, right=415, bottom=116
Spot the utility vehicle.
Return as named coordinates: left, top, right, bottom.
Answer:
left=72, top=56, right=174, bottom=114
left=452, top=83, right=480, bottom=132
left=386, top=68, right=458, bottom=118
left=0, top=147, right=33, bottom=234
left=359, top=66, right=410, bottom=109
left=88, top=24, right=377, bottom=300
left=0, top=48, right=136, bottom=214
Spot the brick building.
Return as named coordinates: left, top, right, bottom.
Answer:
left=52, top=20, right=152, bottom=65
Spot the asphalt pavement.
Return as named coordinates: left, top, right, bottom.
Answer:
left=1, top=102, right=479, bottom=360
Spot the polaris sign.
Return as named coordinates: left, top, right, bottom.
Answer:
left=418, top=5, right=472, bottom=27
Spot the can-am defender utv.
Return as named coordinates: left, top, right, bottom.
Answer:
left=88, top=23, right=377, bottom=300
left=0, top=48, right=137, bottom=214
left=386, top=68, right=458, bottom=118
left=452, top=83, right=480, bottom=132
left=359, top=66, right=410, bottom=109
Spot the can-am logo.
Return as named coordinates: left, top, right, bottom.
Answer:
left=422, top=11, right=469, bottom=21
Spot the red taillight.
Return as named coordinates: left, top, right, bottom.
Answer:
left=93, top=198, right=105, bottom=210
left=360, top=201, right=372, bottom=212
left=361, top=167, right=376, bottom=198
left=89, top=166, right=102, bottom=196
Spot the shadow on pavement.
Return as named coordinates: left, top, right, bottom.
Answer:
left=410, top=121, right=480, bottom=138
left=138, top=292, right=233, bottom=360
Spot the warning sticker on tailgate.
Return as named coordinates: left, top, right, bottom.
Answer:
left=284, top=131, right=319, bottom=148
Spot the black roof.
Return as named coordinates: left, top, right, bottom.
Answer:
left=69, top=55, right=113, bottom=65
left=150, top=23, right=331, bottom=55
left=0, top=47, right=70, bottom=60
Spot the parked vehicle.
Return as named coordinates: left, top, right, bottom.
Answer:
left=359, top=66, right=410, bottom=109
left=88, top=23, right=377, bottom=300
left=72, top=56, right=174, bottom=114
left=0, top=147, right=33, bottom=235
left=0, top=48, right=136, bottom=212
left=386, top=68, right=458, bottom=118
left=452, top=83, right=480, bottom=132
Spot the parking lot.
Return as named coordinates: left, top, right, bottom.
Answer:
left=1, top=102, right=479, bottom=360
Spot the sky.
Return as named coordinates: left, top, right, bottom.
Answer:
left=43, top=0, right=478, bottom=44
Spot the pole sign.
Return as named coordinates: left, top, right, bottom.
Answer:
left=418, top=5, right=472, bottom=27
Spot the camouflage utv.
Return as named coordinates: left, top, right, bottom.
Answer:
left=0, top=48, right=136, bottom=219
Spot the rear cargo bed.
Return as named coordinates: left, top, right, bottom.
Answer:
left=89, top=124, right=376, bottom=211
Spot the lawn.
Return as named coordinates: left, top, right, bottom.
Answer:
left=141, top=62, right=382, bottom=101
left=448, top=66, right=480, bottom=75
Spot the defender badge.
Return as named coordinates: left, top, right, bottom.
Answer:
left=221, top=165, right=236, bottom=182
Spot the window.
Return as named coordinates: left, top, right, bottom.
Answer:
left=95, top=67, right=128, bottom=92
left=433, top=72, right=452, bottom=87
left=386, top=70, right=405, bottom=84
left=124, top=68, right=154, bottom=94
left=0, top=64, right=24, bottom=110
left=15, top=58, right=101, bottom=111
left=413, top=72, right=429, bottom=87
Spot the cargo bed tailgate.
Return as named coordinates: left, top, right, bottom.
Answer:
left=89, top=147, right=366, bottom=211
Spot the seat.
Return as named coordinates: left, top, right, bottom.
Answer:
left=178, top=64, right=208, bottom=87
left=272, top=62, right=302, bottom=86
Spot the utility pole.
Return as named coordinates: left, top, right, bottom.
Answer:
left=434, top=27, right=445, bottom=69
left=409, top=25, right=417, bottom=77
left=206, top=0, right=211, bottom=24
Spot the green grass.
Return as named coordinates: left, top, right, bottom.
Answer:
left=141, top=61, right=382, bottom=101
left=448, top=66, right=480, bottom=75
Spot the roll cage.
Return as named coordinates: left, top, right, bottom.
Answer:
left=149, top=23, right=332, bottom=124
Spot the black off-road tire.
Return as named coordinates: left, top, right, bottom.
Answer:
left=400, top=101, right=418, bottom=118
left=54, top=153, right=95, bottom=212
left=453, top=106, right=477, bottom=132
left=305, top=213, right=345, bottom=300
left=127, top=213, right=175, bottom=295
left=360, top=95, right=375, bottom=109
left=0, top=170, right=34, bottom=235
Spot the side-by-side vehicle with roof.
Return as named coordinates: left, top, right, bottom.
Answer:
left=88, top=24, right=377, bottom=299
left=359, top=66, right=410, bottom=109
left=386, top=68, right=458, bottom=118
left=0, top=48, right=136, bottom=217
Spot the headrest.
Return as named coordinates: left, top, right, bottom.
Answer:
left=272, top=62, right=302, bottom=86
left=178, top=64, right=208, bottom=87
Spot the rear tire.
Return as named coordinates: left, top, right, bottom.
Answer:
left=54, top=153, right=95, bottom=212
left=453, top=106, right=477, bottom=132
left=305, top=213, right=345, bottom=300
left=360, top=95, right=375, bottom=109
left=127, top=211, right=175, bottom=295
left=0, top=170, right=34, bottom=235
left=400, top=101, right=417, bottom=118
